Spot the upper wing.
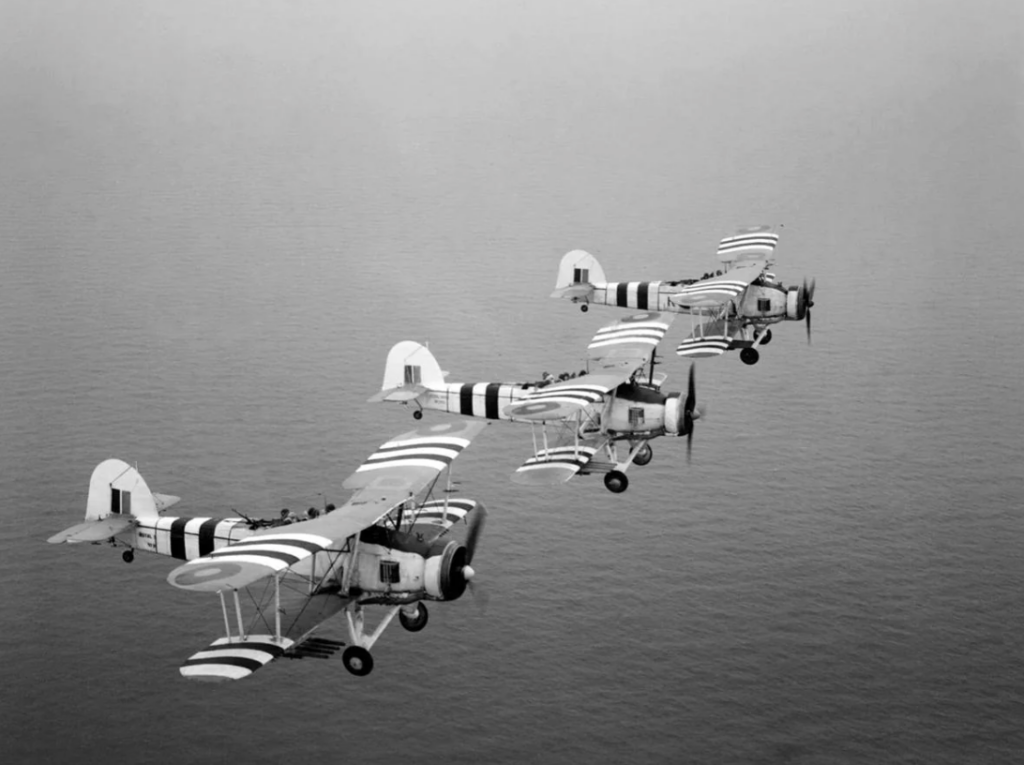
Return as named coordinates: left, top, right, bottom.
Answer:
left=717, top=225, right=779, bottom=265
left=505, top=312, right=674, bottom=421
left=166, top=420, right=488, bottom=593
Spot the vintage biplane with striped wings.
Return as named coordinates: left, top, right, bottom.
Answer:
left=371, top=312, right=701, bottom=494
left=48, top=421, right=488, bottom=680
left=551, top=226, right=816, bottom=365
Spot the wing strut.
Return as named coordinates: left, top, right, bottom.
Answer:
left=219, top=590, right=231, bottom=640
left=233, top=590, right=246, bottom=640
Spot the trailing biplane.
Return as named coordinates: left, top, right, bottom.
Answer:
left=48, top=421, right=488, bottom=681
left=551, top=225, right=816, bottom=365
left=370, top=312, right=701, bottom=494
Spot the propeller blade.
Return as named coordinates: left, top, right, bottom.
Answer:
left=464, top=503, right=487, bottom=566
left=806, top=308, right=812, bottom=344
left=467, top=580, right=490, bottom=614
left=683, top=363, right=696, bottom=464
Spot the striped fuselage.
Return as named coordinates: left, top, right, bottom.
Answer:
left=128, top=516, right=253, bottom=561
left=587, top=281, right=695, bottom=312
left=419, top=383, right=544, bottom=421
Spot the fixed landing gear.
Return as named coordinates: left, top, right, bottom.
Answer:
left=604, top=470, right=629, bottom=493
left=758, top=329, right=772, bottom=345
left=740, top=347, right=760, bottom=366
left=580, top=304, right=589, bottom=312
left=633, top=443, right=653, bottom=467
left=342, top=646, right=374, bottom=676
left=412, top=410, right=423, bottom=420
left=399, top=602, right=429, bottom=632
left=122, top=549, right=134, bottom=564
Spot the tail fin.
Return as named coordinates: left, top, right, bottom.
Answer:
left=369, top=341, right=447, bottom=403
left=86, top=459, right=179, bottom=520
left=49, top=459, right=180, bottom=544
left=551, top=250, right=607, bottom=298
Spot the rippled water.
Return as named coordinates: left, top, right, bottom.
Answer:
left=2, top=1, right=1023, bottom=763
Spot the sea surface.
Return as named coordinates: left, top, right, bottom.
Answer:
left=2, top=1, right=1023, bottom=763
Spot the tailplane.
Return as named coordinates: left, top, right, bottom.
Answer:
left=369, top=341, right=447, bottom=404
left=48, top=459, right=181, bottom=544
left=551, top=249, right=607, bottom=299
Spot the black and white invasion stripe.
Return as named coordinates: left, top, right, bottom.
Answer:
left=676, top=337, right=732, bottom=358
left=202, top=532, right=334, bottom=573
left=519, top=445, right=598, bottom=473
left=588, top=314, right=671, bottom=351
left=356, top=434, right=473, bottom=474
left=406, top=498, right=477, bottom=528
left=718, top=230, right=779, bottom=259
left=180, top=635, right=295, bottom=681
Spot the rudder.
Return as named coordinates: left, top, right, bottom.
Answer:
left=552, top=250, right=607, bottom=295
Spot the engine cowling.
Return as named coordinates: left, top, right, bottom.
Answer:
left=663, top=392, right=686, bottom=436
left=424, top=540, right=471, bottom=601
left=786, top=286, right=806, bottom=320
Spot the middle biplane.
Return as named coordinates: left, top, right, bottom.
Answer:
left=550, top=225, right=816, bottom=365
left=48, top=420, right=488, bottom=680
left=371, top=312, right=701, bottom=494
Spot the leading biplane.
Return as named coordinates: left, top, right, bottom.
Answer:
left=371, top=312, right=701, bottom=494
left=551, top=226, right=816, bottom=365
left=48, top=421, right=488, bottom=680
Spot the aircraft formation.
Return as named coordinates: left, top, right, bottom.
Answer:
left=49, top=225, right=814, bottom=681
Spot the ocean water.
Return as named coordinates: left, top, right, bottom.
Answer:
left=2, top=1, right=1023, bottom=763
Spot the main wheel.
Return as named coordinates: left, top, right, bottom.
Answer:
left=633, top=443, right=653, bottom=466
left=580, top=304, right=589, bottom=312
left=399, top=602, right=429, bottom=632
left=759, top=328, right=772, bottom=345
left=342, top=646, right=374, bottom=676
left=604, top=470, right=629, bottom=493
left=740, top=347, right=760, bottom=365
left=412, top=410, right=423, bottom=420
left=122, top=550, right=134, bottom=564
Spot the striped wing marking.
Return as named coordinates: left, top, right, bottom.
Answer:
left=511, top=445, right=600, bottom=486
left=180, top=634, right=295, bottom=681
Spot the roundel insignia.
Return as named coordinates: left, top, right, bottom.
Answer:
left=171, top=561, right=244, bottom=588
left=514, top=401, right=563, bottom=415
left=624, top=312, right=656, bottom=322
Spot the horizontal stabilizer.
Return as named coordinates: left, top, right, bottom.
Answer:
left=180, top=635, right=295, bottom=681
left=367, top=385, right=424, bottom=404
left=47, top=516, right=134, bottom=544
left=512, top=445, right=599, bottom=485
left=550, top=284, right=595, bottom=300
left=153, top=493, right=181, bottom=512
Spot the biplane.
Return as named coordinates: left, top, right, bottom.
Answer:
left=551, top=225, right=816, bottom=365
left=48, top=420, right=488, bottom=680
left=370, top=312, right=701, bottom=494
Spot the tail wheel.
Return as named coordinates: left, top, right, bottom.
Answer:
left=580, top=304, right=589, bottom=312
left=633, top=443, right=653, bottom=466
left=604, top=470, right=629, bottom=493
left=399, top=602, right=429, bottom=632
left=342, top=646, right=374, bottom=676
left=412, top=410, right=423, bottom=420
left=122, top=550, right=134, bottom=564
left=740, top=348, right=760, bottom=365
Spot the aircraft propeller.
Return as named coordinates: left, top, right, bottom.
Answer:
left=801, top=278, right=816, bottom=343
left=462, top=504, right=487, bottom=609
left=683, top=363, right=698, bottom=462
